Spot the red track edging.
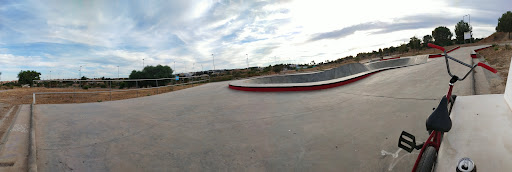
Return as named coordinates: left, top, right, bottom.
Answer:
left=447, top=46, right=460, bottom=53
left=380, top=57, right=400, bottom=61
left=229, top=71, right=382, bottom=92
left=474, top=46, right=492, bottom=52
left=428, top=54, right=443, bottom=58
left=471, top=45, right=492, bottom=58
left=428, top=46, right=460, bottom=58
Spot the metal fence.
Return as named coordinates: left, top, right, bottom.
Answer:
left=32, top=75, right=209, bottom=104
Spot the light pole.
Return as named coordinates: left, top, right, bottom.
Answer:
left=201, top=64, right=203, bottom=72
left=246, top=54, right=249, bottom=69
left=50, top=71, right=51, bottom=80
left=79, top=65, right=82, bottom=79
left=174, top=61, right=176, bottom=74
left=212, top=54, right=215, bottom=70
left=193, top=63, right=195, bottom=73
left=142, top=58, right=145, bottom=69
left=117, top=66, right=119, bottom=78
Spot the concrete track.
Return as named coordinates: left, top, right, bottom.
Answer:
left=34, top=46, right=487, bottom=171
left=229, top=55, right=427, bottom=91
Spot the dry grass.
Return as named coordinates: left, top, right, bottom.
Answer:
left=0, top=83, right=203, bottom=105
left=478, top=45, right=512, bottom=93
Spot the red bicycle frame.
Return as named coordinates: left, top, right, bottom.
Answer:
left=411, top=84, right=453, bottom=171
left=404, top=43, right=497, bottom=172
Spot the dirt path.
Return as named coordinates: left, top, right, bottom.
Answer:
left=0, top=83, right=205, bottom=105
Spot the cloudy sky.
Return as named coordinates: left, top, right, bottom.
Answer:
left=0, top=0, right=509, bottom=80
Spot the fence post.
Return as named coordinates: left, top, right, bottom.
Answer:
left=73, top=81, right=76, bottom=103
left=33, top=93, right=35, bottom=104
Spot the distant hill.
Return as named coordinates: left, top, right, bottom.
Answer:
left=480, top=32, right=512, bottom=43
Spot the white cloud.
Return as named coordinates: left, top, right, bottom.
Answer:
left=0, top=0, right=505, bottom=81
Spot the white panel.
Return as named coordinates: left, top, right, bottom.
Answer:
left=504, top=57, right=512, bottom=110
left=464, top=32, right=472, bottom=40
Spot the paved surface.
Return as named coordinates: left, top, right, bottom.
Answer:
left=0, top=105, right=30, bottom=172
left=34, top=46, right=487, bottom=171
left=437, top=94, right=512, bottom=171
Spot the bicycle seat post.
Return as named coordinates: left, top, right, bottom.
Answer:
left=447, top=76, right=459, bottom=103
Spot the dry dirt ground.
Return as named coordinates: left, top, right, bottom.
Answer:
left=478, top=44, right=512, bottom=93
left=0, top=83, right=203, bottom=105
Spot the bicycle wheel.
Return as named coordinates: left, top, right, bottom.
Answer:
left=416, top=146, right=437, bottom=172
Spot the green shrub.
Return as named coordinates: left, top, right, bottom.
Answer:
left=100, top=84, right=107, bottom=88
left=119, top=82, right=126, bottom=89
left=82, top=85, right=89, bottom=90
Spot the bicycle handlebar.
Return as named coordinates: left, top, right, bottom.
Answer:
left=428, top=43, right=445, bottom=52
left=477, top=62, right=498, bottom=73
left=428, top=43, right=498, bottom=80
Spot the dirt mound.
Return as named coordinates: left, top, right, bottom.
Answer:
left=480, top=32, right=512, bottom=43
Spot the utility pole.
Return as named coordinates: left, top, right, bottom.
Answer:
left=79, top=66, right=82, bottom=79
left=117, top=66, right=119, bottom=78
left=201, top=64, right=203, bottom=72
left=193, top=63, right=195, bottom=73
left=174, top=61, right=176, bottom=74
left=212, top=54, right=215, bottom=70
left=142, top=58, right=145, bottom=69
left=246, top=54, right=249, bottom=69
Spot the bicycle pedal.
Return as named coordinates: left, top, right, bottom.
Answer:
left=398, top=131, right=416, bottom=153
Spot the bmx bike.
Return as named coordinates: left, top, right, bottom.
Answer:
left=397, top=43, right=497, bottom=172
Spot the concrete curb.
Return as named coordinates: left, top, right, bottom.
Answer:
left=0, top=105, right=31, bottom=171
left=470, top=46, right=502, bottom=94
left=28, top=104, right=37, bottom=172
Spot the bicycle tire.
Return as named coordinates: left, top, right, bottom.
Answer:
left=416, top=146, right=437, bottom=172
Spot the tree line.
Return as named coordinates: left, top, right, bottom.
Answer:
left=352, top=11, right=512, bottom=60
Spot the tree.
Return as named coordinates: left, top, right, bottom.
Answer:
left=496, top=11, right=512, bottom=39
left=423, top=35, right=433, bottom=47
left=272, top=65, right=283, bottom=73
left=129, top=65, right=173, bottom=87
left=432, top=26, right=453, bottom=46
left=354, top=56, right=361, bottom=63
left=398, top=44, right=409, bottom=53
left=409, top=36, right=422, bottom=50
left=455, top=20, right=472, bottom=44
left=17, top=70, right=41, bottom=85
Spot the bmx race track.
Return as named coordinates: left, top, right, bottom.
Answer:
left=1, top=45, right=492, bottom=171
